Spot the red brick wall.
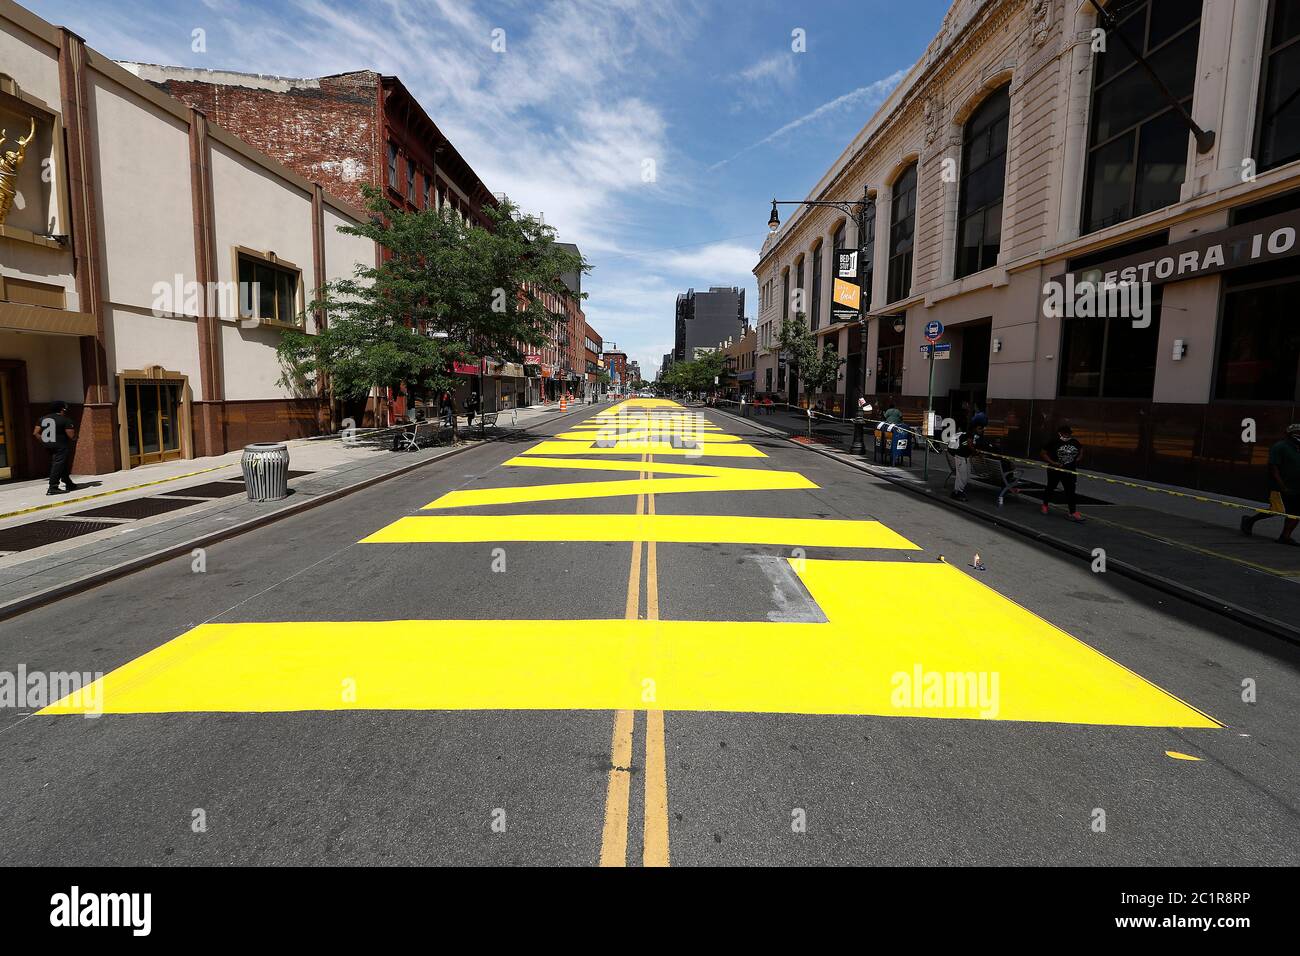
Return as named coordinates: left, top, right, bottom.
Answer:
left=147, top=73, right=380, bottom=210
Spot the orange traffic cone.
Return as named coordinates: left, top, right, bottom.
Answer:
left=560, top=394, right=568, bottom=412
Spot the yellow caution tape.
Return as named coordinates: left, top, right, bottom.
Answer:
left=723, top=400, right=1294, bottom=519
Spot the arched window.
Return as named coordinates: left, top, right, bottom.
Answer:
left=955, top=85, right=1010, bottom=278
left=795, top=256, right=805, bottom=318
left=782, top=269, right=790, bottom=322
left=1081, top=0, right=1201, bottom=234
left=861, top=200, right=876, bottom=311
left=887, top=164, right=917, bottom=303
left=1256, top=0, right=1300, bottom=173
left=810, top=241, right=823, bottom=330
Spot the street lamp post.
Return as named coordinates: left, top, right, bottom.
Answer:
left=768, top=184, right=873, bottom=454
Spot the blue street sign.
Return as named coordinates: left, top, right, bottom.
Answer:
left=919, top=342, right=952, bottom=354
left=925, top=320, right=944, bottom=342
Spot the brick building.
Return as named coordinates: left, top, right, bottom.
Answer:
left=604, top=350, right=628, bottom=394
left=119, top=65, right=497, bottom=227
left=119, top=64, right=523, bottom=418
left=583, top=322, right=603, bottom=403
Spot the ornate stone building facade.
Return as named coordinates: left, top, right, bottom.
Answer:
left=755, top=0, right=1300, bottom=497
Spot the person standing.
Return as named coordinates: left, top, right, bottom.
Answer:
left=1040, top=424, right=1084, bottom=522
left=466, top=390, right=480, bottom=429
left=950, top=425, right=976, bottom=501
left=34, top=400, right=79, bottom=496
left=1241, top=423, right=1300, bottom=546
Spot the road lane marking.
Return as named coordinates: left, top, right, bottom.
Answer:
left=521, top=439, right=765, bottom=458
left=426, top=458, right=816, bottom=508
left=643, top=463, right=669, bottom=867
left=599, top=708, right=635, bottom=867
left=361, top=513, right=920, bottom=550
left=602, top=455, right=648, bottom=868
left=644, top=708, right=669, bottom=867
left=40, top=559, right=1220, bottom=727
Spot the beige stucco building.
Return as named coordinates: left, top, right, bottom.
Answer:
left=0, top=0, right=374, bottom=480
left=755, top=0, right=1300, bottom=497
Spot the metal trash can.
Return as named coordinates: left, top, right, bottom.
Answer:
left=241, top=442, right=290, bottom=501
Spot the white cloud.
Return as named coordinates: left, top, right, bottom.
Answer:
left=734, top=52, right=796, bottom=86
left=710, top=67, right=909, bottom=171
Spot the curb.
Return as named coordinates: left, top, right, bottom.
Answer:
left=717, top=406, right=1300, bottom=647
left=0, top=404, right=595, bottom=623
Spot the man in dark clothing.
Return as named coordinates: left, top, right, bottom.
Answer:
left=1241, top=423, right=1300, bottom=545
left=465, top=391, right=480, bottom=429
left=33, top=400, right=79, bottom=496
left=1040, top=423, right=1084, bottom=522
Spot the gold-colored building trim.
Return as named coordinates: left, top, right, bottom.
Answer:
left=115, top=366, right=194, bottom=468
left=0, top=301, right=94, bottom=336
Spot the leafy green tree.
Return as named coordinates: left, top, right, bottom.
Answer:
left=658, top=351, right=726, bottom=397
left=777, top=315, right=845, bottom=431
left=277, top=185, right=586, bottom=433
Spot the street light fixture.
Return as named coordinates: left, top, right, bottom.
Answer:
left=767, top=185, right=874, bottom=452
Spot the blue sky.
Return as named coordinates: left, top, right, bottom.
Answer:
left=26, top=0, right=952, bottom=378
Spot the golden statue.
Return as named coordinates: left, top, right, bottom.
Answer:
left=0, top=116, right=36, bottom=226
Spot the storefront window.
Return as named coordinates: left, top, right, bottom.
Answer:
left=1216, top=262, right=1300, bottom=401
left=956, top=85, right=1009, bottom=279
left=1059, top=293, right=1163, bottom=399
left=888, top=164, right=917, bottom=302
left=1082, top=0, right=1200, bottom=234
left=1256, top=0, right=1300, bottom=173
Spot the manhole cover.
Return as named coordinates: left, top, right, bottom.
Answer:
left=0, top=519, right=118, bottom=552
left=162, top=481, right=247, bottom=498
left=72, top=497, right=209, bottom=519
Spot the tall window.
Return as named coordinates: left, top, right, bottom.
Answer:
left=238, top=254, right=300, bottom=326
left=1081, top=0, right=1201, bottom=234
left=831, top=222, right=845, bottom=326
left=887, top=164, right=917, bottom=303
left=1216, top=261, right=1300, bottom=401
left=810, top=242, right=823, bottom=331
left=424, top=178, right=432, bottom=209
left=782, top=270, right=790, bottom=322
left=1256, top=0, right=1300, bottom=173
left=862, top=200, right=876, bottom=311
left=1058, top=292, right=1163, bottom=398
left=795, top=257, right=805, bottom=319
left=387, top=144, right=399, bottom=190
left=407, top=164, right=417, bottom=203
left=956, top=85, right=1010, bottom=278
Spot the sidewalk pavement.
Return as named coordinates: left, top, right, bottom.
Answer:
left=724, top=401, right=1300, bottom=644
left=0, top=400, right=593, bottom=620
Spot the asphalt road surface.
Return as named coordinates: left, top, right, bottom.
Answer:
left=1, top=400, right=1297, bottom=866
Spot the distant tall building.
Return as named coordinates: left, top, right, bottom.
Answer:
left=674, top=287, right=746, bottom=362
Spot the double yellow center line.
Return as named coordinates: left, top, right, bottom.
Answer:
left=599, top=453, right=670, bottom=867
